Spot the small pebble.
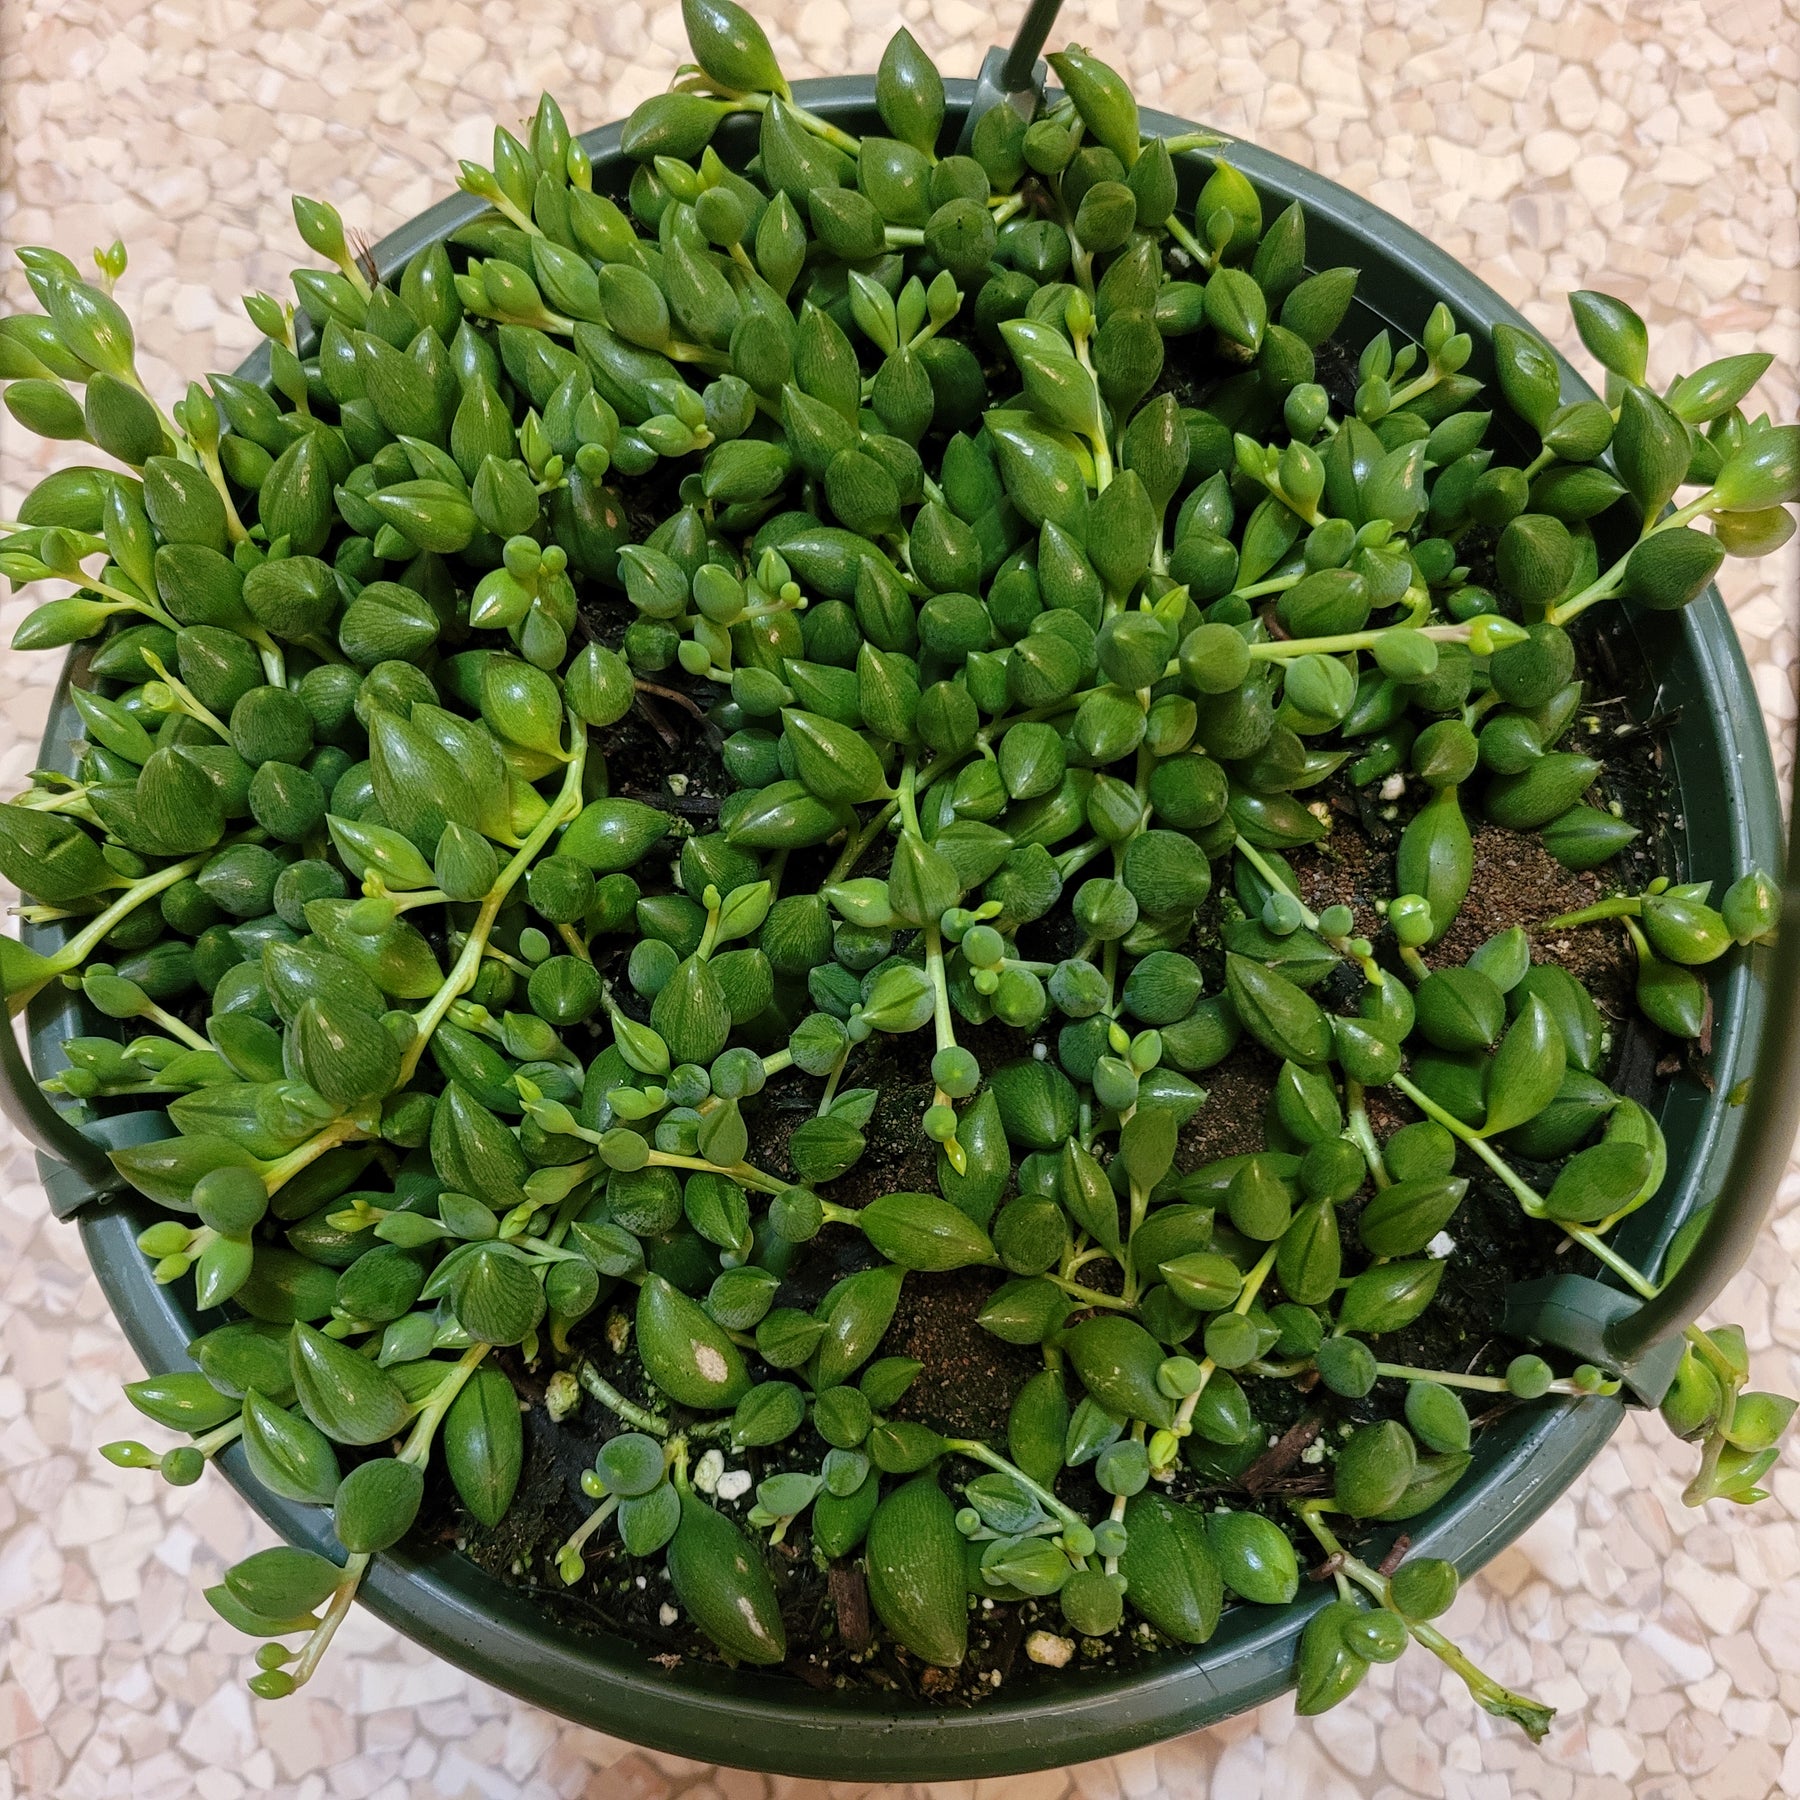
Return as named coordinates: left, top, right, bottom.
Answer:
left=658, top=1603, right=679, bottom=1627
left=692, top=1448, right=725, bottom=1494
left=1026, top=1631, right=1074, bottom=1668
left=715, top=1469, right=752, bottom=1501
left=1427, top=1230, right=1457, bottom=1258
left=1380, top=773, right=1407, bottom=800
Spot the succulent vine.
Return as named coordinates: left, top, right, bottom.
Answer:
left=0, top=0, right=1793, bottom=1735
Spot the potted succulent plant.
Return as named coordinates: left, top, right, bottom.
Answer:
left=0, top=0, right=1794, bottom=1778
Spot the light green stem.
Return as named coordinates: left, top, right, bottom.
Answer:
left=824, top=800, right=896, bottom=885
left=258, top=1114, right=373, bottom=1200
left=787, top=100, right=861, bottom=155
left=1171, top=1242, right=1281, bottom=1436
left=577, top=1362, right=669, bottom=1437
left=897, top=757, right=964, bottom=1151
left=1069, top=324, right=1113, bottom=494
left=1391, top=1072, right=1658, bottom=1300
left=944, top=1438, right=1089, bottom=1532
left=1543, top=895, right=1641, bottom=929
left=1293, top=1501, right=1555, bottom=1740
left=644, top=1149, right=786, bottom=1196
left=69, top=569, right=180, bottom=632
left=142, top=652, right=232, bottom=739
left=924, top=920, right=956, bottom=1059
left=1385, top=363, right=1446, bottom=414
left=557, top=1492, right=621, bottom=1565
left=401, top=1344, right=490, bottom=1463
left=1159, top=132, right=1229, bottom=155
left=11, top=787, right=99, bottom=821
left=7, top=847, right=215, bottom=1014
left=1165, top=213, right=1212, bottom=270
left=138, top=1000, right=213, bottom=1055
left=695, top=891, right=723, bottom=960
left=1520, top=445, right=1556, bottom=483
left=1248, top=621, right=1474, bottom=663
left=1234, top=835, right=1318, bottom=927
left=1233, top=570, right=1309, bottom=602
left=288, top=1553, right=372, bottom=1688
left=194, top=1414, right=247, bottom=1458
left=1041, top=1271, right=1138, bottom=1311
left=1055, top=837, right=1107, bottom=881
left=194, top=440, right=252, bottom=547
left=1344, top=1079, right=1390, bottom=1188
left=394, top=729, right=587, bottom=1087
left=1548, top=492, right=1717, bottom=627
left=1392, top=1072, right=1545, bottom=1212
left=1373, top=1360, right=1594, bottom=1396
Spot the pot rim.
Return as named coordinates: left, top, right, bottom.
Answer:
left=18, top=74, right=1783, bottom=1780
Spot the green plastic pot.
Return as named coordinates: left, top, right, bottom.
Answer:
left=3, top=81, right=1785, bottom=1780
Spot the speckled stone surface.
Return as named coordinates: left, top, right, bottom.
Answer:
left=2, top=3, right=1798, bottom=1796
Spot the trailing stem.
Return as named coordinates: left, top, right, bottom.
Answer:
left=1292, top=1501, right=1556, bottom=1740
left=286, top=1345, right=490, bottom=1693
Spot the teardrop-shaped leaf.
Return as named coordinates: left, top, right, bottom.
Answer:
left=859, top=1191, right=998, bottom=1271
left=637, top=1273, right=750, bottom=1408
left=665, top=1488, right=786, bottom=1663
left=1481, top=994, right=1567, bottom=1137
left=442, top=1365, right=524, bottom=1527
left=810, top=1264, right=904, bottom=1391
left=289, top=1322, right=411, bottom=1446
left=865, top=1474, right=967, bottom=1667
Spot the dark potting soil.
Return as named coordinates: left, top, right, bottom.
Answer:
left=442, top=427, right=1702, bottom=1703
